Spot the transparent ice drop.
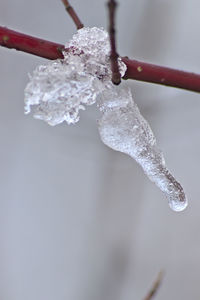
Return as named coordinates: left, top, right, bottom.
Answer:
left=98, top=86, right=188, bottom=212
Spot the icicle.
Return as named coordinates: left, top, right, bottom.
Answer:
left=98, top=86, right=188, bottom=212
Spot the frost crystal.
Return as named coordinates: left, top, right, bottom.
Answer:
left=98, top=86, right=188, bottom=212
left=24, top=27, right=187, bottom=212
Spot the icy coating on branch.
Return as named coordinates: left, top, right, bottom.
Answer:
left=24, top=27, right=187, bottom=211
left=98, top=86, right=187, bottom=212
left=24, top=27, right=126, bottom=125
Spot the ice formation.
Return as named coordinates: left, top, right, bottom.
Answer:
left=24, top=27, right=126, bottom=125
left=98, top=86, right=187, bottom=212
left=24, top=27, right=187, bottom=211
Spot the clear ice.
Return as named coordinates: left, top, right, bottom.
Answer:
left=24, top=27, right=126, bottom=126
left=98, top=86, right=188, bottom=212
left=24, top=27, right=187, bottom=211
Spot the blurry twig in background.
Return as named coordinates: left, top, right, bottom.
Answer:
left=143, top=271, right=164, bottom=300
left=61, top=0, right=84, bottom=30
left=107, top=0, right=121, bottom=85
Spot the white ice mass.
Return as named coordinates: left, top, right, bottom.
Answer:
left=24, top=27, right=187, bottom=211
left=24, top=27, right=126, bottom=125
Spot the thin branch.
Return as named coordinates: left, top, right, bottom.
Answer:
left=0, top=26, right=200, bottom=93
left=122, top=57, right=200, bottom=92
left=0, top=26, right=64, bottom=59
left=107, top=0, right=121, bottom=85
left=143, top=271, right=164, bottom=300
left=61, top=0, right=84, bottom=30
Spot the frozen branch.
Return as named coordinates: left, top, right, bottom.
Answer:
left=107, top=0, right=121, bottom=85
left=0, top=26, right=200, bottom=93
left=61, top=0, right=84, bottom=30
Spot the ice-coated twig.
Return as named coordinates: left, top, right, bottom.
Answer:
left=107, top=0, right=121, bottom=85
left=1, top=26, right=200, bottom=93
left=24, top=27, right=188, bottom=211
left=143, top=271, right=164, bottom=300
left=61, top=0, right=84, bottom=30
left=24, top=27, right=126, bottom=126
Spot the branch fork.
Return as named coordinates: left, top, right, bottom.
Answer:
left=0, top=0, right=200, bottom=93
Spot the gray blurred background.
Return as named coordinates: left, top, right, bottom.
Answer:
left=0, top=0, right=200, bottom=299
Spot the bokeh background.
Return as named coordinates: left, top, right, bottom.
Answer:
left=0, top=0, right=200, bottom=299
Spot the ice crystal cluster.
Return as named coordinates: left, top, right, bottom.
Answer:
left=24, top=27, right=126, bottom=125
left=24, top=27, right=187, bottom=212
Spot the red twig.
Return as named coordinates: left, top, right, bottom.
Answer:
left=0, top=26, right=200, bottom=93
left=107, top=0, right=121, bottom=85
left=0, top=26, right=64, bottom=60
left=61, top=0, right=84, bottom=30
